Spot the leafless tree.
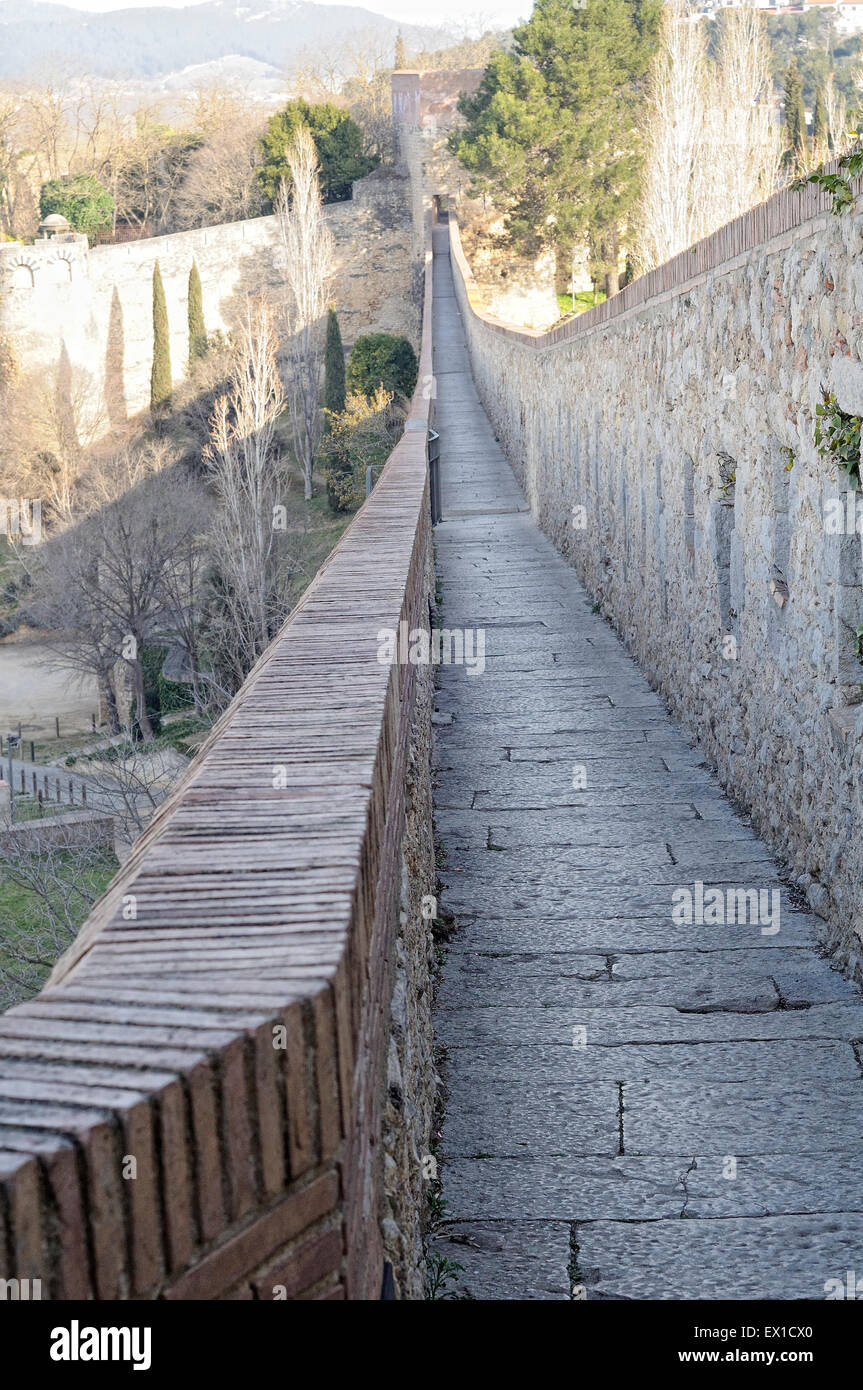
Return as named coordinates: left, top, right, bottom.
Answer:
left=30, top=468, right=206, bottom=740
left=702, top=3, right=780, bottom=227
left=275, top=127, right=333, bottom=500
left=634, top=1, right=708, bottom=270
left=204, top=295, right=288, bottom=687
left=634, top=1, right=780, bottom=273
left=0, top=831, right=113, bottom=1011
left=172, top=92, right=266, bottom=230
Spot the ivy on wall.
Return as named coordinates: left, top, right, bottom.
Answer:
left=815, top=388, right=862, bottom=491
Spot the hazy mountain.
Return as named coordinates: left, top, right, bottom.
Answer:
left=0, top=1, right=454, bottom=81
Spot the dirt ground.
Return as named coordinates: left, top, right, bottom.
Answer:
left=0, top=635, right=99, bottom=739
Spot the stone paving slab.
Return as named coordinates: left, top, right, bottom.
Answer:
left=429, top=227, right=863, bottom=1301
left=434, top=1039, right=860, bottom=1085
left=574, top=1214, right=863, bottom=1300
left=429, top=1221, right=572, bottom=1301
left=441, top=1151, right=863, bottom=1222
left=436, top=950, right=855, bottom=1011
left=442, top=914, right=819, bottom=952
left=436, top=1002, right=863, bottom=1048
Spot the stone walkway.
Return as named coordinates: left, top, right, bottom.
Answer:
left=429, top=224, right=863, bottom=1301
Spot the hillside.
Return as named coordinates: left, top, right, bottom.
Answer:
left=0, top=0, right=453, bottom=80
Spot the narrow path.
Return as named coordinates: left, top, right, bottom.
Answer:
left=429, top=224, right=863, bottom=1301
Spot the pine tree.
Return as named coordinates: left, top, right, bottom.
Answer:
left=784, top=61, right=809, bottom=170
left=450, top=0, right=662, bottom=296
left=187, top=260, right=207, bottom=368
left=812, top=85, right=828, bottom=151
left=394, top=31, right=407, bottom=69
left=150, top=260, right=172, bottom=414
left=323, top=307, right=346, bottom=430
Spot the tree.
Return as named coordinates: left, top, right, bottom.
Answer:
left=319, top=385, right=402, bottom=513
left=111, top=113, right=202, bottom=233
left=39, top=173, right=113, bottom=238
left=31, top=468, right=204, bottom=741
left=276, top=127, right=334, bottom=500
left=395, top=32, right=408, bottom=69
left=323, top=307, right=346, bottom=429
left=0, top=832, right=116, bottom=1011
left=347, top=333, right=418, bottom=401
left=204, top=296, right=288, bottom=688
left=633, top=1, right=708, bottom=271
left=187, top=261, right=207, bottom=368
left=259, top=99, right=378, bottom=205
left=172, top=95, right=265, bottom=230
left=634, top=2, right=779, bottom=274
left=784, top=60, right=809, bottom=170
left=150, top=261, right=172, bottom=414
left=813, top=85, right=829, bottom=152
left=450, top=0, right=662, bottom=296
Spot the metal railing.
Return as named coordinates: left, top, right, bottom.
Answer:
left=428, top=428, right=441, bottom=525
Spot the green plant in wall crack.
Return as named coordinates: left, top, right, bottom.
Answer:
left=793, top=136, right=863, bottom=215
left=815, top=388, right=862, bottom=491
left=427, top=1252, right=465, bottom=1300
left=855, top=625, right=863, bottom=665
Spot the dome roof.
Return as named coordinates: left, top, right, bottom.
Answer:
left=38, top=213, right=71, bottom=233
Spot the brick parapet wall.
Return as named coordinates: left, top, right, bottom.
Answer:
left=0, top=227, right=436, bottom=1302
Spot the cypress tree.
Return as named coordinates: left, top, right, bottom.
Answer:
left=187, top=260, right=207, bottom=368
left=450, top=0, right=662, bottom=298
left=394, top=31, right=407, bottom=69
left=323, top=306, right=346, bottom=430
left=784, top=61, right=809, bottom=170
left=812, top=86, right=828, bottom=151
left=150, top=260, right=172, bottom=413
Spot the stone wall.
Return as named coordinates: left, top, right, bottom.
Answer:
left=0, top=810, right=114, bottom=854
left=448, top=187, right=863, bottom=977
left=0, top=169, right=417, bottom=422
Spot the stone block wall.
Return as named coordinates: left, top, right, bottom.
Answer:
left=0, top=169, right=417, bottom=423
left=448, top=187, right=863, bottom=975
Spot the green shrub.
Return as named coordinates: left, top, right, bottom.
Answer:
left=347, top=334, right=418, bottom=401
left=259, top=99, right=378, bottom=205
left=318, top=387, right=403, bottom=513
left=39, top=174, right=113, bottom=238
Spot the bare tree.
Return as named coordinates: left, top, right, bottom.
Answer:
left=702, top=3, right=780, bottom=228
left=172, top=88, right=266, bottom=230
left=634, top=1, right=780, bottom=273
left=275, top=126, right=334, bottom=500
left=823, top=74, right=850, bottom=157
left=0, top=832, right=114, bottom=1011
left=204, top=295, right=288, bottom=687
left=634, top=1, right=708, bottom=270
left=30, top=469, right=206, bottom=740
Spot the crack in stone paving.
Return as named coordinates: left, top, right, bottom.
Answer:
left=428, top=224, right=863, bottom=1302
left=678, top=1158, right=699, bottom=1219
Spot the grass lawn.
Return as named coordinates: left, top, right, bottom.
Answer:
left=557, top=289, right=607, bottom=317
left=0, top=848, right=118, bottom=1009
